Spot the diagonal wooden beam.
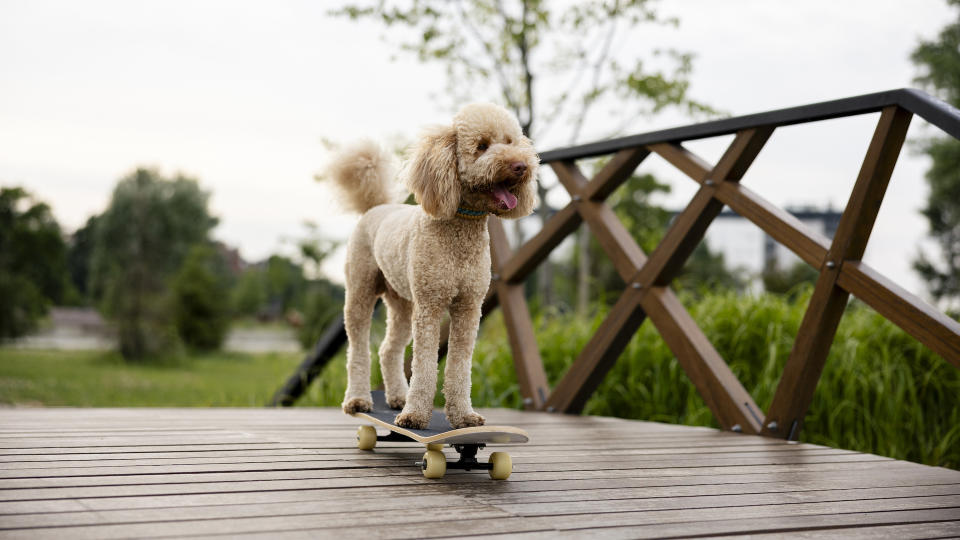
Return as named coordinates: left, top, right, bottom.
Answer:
left=638, top=127, right=775, bottom=287
left=550, top=158, right=764, bottom=432
left=640, top=286, right=765, bottom=434
left=488, top=217, right=550, bottom=410
left=837, top=261, right=960, bottom=366
left=582, top=147, right=651, bottom=201
left=545, top=284, right=647, bottom=413
left=500, top=203, right=581, bottom=284
left=763, top=106, right=913, bottom=440
left=552, top=161, right=647, bottom=281
left=651, top=142, right=832, bottom=268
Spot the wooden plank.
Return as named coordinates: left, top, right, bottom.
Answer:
left=469, top=509, right=960, bottom=540
left=2, top=408, right=957, bottom=540
left=763, top=106, right=914, bottom=440
left=2, top=465, right=950, bottom=515
left=837, top=261, right=960, bottom=366
left=488, top=217, right=550, bottom=410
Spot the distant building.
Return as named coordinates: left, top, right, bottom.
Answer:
left=674, top=206, right=842, bottom=279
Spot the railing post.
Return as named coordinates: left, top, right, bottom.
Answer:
left=488, top=217, right=551, bottom=410
left=763, top=106, right=913, bottom=440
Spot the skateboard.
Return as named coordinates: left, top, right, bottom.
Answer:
left=349, top=390, right=529, bottom=480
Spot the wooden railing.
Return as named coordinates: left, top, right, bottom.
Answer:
left=274, top=88, right=960, bottom=441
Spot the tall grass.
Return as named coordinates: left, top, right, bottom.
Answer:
left=307, top=288, right=959, bottom=469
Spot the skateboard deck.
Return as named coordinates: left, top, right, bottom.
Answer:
left=352, top=390, right=529, bottom=444
left=349, top=390, right=528, bottom=479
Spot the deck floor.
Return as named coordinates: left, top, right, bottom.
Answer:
left=1, top=407, right=959, bottom=539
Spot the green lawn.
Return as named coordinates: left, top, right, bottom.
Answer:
left=0, top=349, right=307, bottom=407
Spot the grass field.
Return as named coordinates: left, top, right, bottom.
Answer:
left=2, top=288, right=957, bottom=470
left=0, top=349, right=303, bottom=407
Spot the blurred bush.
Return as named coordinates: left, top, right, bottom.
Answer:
left=173, top=244, right=232, bottom=351
left=0, top=187, right=71, bottom=339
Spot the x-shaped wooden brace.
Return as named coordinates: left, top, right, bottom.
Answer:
left=485, top=128, right=776, bottom=433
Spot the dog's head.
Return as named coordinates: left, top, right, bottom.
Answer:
left=405, top=103, right=538, bottom=220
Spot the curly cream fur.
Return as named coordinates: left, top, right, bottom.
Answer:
left=335, top=103, right=539, bottom=429
left=324, top=140, right=400, bottom=213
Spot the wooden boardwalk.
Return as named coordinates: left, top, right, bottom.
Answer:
left=1, top=407, right=958, bottom=539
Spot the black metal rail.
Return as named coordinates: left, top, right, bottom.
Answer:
left=539, top=88, right=960, bottom=163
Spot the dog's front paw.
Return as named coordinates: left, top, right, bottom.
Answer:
left=395, top=410, right=430, bottom=430
left=385, top=394, right=406, bottom=410
left=342, top=396, right=373, bottom=414
left=448, top=411, right=485, bottom=429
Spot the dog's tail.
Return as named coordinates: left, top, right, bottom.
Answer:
left=321, top=140, right=401, bottom=214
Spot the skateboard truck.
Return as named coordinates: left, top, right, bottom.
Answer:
left=416, top=444, right=492, bottom=472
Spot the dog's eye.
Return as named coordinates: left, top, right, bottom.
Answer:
left=477, top=142, right=488, bottom=152
left=505, top=137, right=512, bottom=144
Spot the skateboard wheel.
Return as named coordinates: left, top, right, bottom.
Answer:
left=422, top=450, right=446, bottom=479
left=488, top=452, right=511, bottom=480
left=357, top=425, right=377, bottom=450
left=426, top=443, right=444, bottom=452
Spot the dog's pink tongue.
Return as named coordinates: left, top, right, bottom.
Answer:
left=491, top=183, right=518, bottom=210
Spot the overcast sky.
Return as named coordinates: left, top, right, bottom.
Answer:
left=0, top=0, right=954, bottom=298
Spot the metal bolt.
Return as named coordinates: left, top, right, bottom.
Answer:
left=766, top=421, right=779, bottom=431
left=731, top=424, right=742, bottom=433
left=704, top=179, right=715, bottom=186
left=546, top=406, right=556, bottom=413
left=522, top=397, right=533, bottom=406
left=631, top=282, right=642, bottom=289
left=825, top=261, right=836, bottom=269
left=572, top=195, right=582, bottom=202
left=492, top=273, right=501, bottom=281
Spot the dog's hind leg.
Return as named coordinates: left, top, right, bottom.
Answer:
left=395, top=303, right=444, bottom=429
left=341, top=262, right=380, bottom=415
left=378, top=290, right=412, bottom=410
left=443, top=299, right=485, bottom=428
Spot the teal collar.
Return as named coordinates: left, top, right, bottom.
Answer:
left=455, top=206, right=488, bottom=220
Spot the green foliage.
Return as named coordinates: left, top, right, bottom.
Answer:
left=173, top=244, right=232, bottom=351
left=0, top=187, right=70, bottom=339
left=303, top=290, right=959, bottom=469
left=762, top=260, right=820, bottom=297
left=911, top=2, right=960, bottom=309
left=297, top=281, right=345, bottom=349
left=91, top=168, right=218, bottom=360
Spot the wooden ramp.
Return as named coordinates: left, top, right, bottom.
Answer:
left=1, top=407, right=958, bottom=539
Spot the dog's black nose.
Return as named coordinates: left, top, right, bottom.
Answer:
left=510, top=162, right=527, bottom=177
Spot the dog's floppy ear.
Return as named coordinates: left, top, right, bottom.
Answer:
left=406, top=124, right=459, bottom=218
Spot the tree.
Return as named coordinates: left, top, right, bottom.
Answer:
left=912, top=0, right=960, bottom=311
left=332, top=0, right=716, bottom=304
left=91, top=168, right=218, bottom=360
left=173, top=244, right=232, bottom=350
left=0, top=187, right=70, bottom=339
left=67, top=214, right=99, bottom=304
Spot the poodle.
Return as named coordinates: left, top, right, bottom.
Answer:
left=325, top=103, right=538, bottom=429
